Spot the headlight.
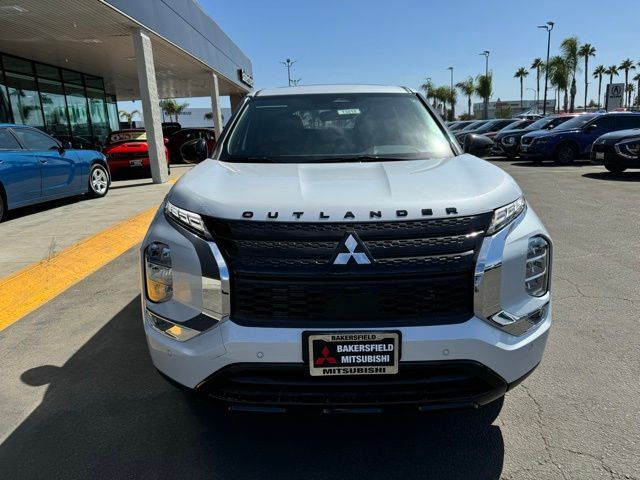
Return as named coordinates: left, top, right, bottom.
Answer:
left=502, top=136, right=516, bottom=145
left=165, top=201, right=207, bottom=235
left=487, top=196, right=526, bottom=235
left=145, top=242, right=173, bottom=303
left=525, top=236, right=550, bottom=296
left=614, top=140, right=640, bottom=159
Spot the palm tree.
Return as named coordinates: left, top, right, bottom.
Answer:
left=633, top=72, right=640, bottom=109
left=593, top=65, right=606, bottom=108
left=560, top=37, right=579, bottom=112
left=160, top=99, right=189, bottom=123
left=456, top=77, right=475, bottom=118
left=625, top=83, right=635, bottom=108
left=619, top=59, right=636, bottom=107
left=514, top=67, right=529, bottom=110
left=475, top=74, right=492, bottom=120
left=530, top=58, right=544, bottom=110
left=605, top=65, right=619, bottom=85
left=548, top=56, right=569, bottom=112
left=432, top=86, right=450, bottom=117
left=578, top=43, right=596, bottom=111
left=420, top=79, right=437, bottom=108
left=118, top=109, right=140, bottom=128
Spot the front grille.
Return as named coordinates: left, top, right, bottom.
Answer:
left=199, top=362, right=507, bottom=408
left=204, top=213, right=492, bottom=326
left=591, top=143, right=615, bottom=154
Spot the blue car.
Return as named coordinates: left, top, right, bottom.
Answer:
left=519, top=112, right=640, bottom=164
left=0, top=124, right=110, bottom=221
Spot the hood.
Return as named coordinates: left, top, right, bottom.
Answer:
left=168, top=155, right=522, bottom=222
left=594, top=128, right=640, bottom=144
left=523, top=128, right=579, bottom=140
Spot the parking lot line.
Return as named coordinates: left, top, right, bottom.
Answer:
left=0, top=206, right=158, bottom=332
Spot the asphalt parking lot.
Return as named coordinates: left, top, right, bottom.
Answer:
left=0, top=158, right=639, bottom=480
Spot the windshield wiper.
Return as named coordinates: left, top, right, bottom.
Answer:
left=302, top=155, right=417, bottom=163
left=222, top=155, right=276, bottom=163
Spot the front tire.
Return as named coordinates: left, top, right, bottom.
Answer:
left=88, top=164, right=109, bottom=198
left=553, top=143, right=578, bottom=165
left=604, top=163, right=627, bottom=174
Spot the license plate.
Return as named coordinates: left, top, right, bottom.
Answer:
left=129, top=159, right=143, bottom=167
left=305, top=331, right=400, bottom=376
left=595, top=152, right=605, bottom=160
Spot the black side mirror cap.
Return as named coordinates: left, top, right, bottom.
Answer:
left=463, top=133, right=494, bottom=158
left=180, top=138, right=208, bottom=164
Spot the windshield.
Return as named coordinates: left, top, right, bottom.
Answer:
left=460, top=121, right=485, bottom=132
left=554, top=114, right=598, bottom=130
left=223, top=93, right=455, bottom=163
left=500, top=120, right=529, bottom=132
left=526, top=117, right=555, bottom=130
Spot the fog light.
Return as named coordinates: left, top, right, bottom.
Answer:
left=145, top=242, right=173, bottom=303
left=526, top=236, right=550, bottom=296
left=144, top=309, right=200, bottom=342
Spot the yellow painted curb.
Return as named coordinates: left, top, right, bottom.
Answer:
left=0, top=206, right=159, bottom=331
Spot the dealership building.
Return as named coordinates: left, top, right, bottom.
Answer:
left=0, top=0, right=252, bottom=183
left=472, top=99, right=556, bottom=119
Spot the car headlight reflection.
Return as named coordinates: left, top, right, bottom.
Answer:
left=614, top=140, right=640, bottom=159
left=502, top=136, right=516, bottom=145
left=525, top=236, right=550, bottom=297
left=145, top=242, right=173, bottom=303
left=165, top=201, right=207, bottom=235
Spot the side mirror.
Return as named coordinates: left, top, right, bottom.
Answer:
left=463, top=134, right=493, bottom=158
left=180, top=138, right=208, bottom=164
left=586, top=123, right=598, bottom=131
left=57, top=140, right=72, bottom=153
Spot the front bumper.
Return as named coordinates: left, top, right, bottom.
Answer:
left=590, top=150, right=640, bottom=167
left=142, top=205, right=552, bottom=404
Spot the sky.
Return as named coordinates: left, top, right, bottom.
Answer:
left=121, top=0, right=640, bottom=115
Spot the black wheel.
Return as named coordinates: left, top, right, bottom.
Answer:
left=553, top=143, right=577, bottom=165
left=87, top=164, right=109, bottom=198
left=604, top=163, right=627, bottom=174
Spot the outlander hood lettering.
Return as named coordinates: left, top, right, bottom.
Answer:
left=332, top=232, right=373, bottom=265
left=240, top=208, right=459, bottom=220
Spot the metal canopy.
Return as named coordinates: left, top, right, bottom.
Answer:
left=0, top=0, right=251, bottom=100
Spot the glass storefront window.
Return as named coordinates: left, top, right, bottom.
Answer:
left=87, top=87, right=109, bottom=147
left=35, top=63, right=61, bottom=81
left=0, top=70, right=11, bottom=123
left=5, top=71, right=44, bottom=129
left=106, top=95, right=119, bottom=132
left=38, top=77, right=71, bottom=138
left=62, top=69, right=83, bottom=86
left=65, top=84, right=92, bottom=143
left=2, top=55, right=34, bottom=76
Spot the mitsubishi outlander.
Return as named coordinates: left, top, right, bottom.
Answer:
left=141, top=85, right=552, bottom=413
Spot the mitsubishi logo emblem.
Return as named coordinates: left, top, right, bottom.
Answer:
left=331, top=232, right=373, bottom=265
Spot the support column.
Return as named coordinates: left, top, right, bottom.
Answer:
left=209, top=73, right=224, bottom=139
left=133, top=28, right=168, bottom=184
left=230, top=94, right=244, bottom=114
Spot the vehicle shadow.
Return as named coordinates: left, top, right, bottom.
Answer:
left=2, top=195, right=85, bottom=223
left=0, top=298, right=505, bottom=480
left=582, top=171, right=640, bottom=182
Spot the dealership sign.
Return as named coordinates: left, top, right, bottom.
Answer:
left=606, top=83, right=624, bottom=110
left=238, top=69, right=253, bottom=88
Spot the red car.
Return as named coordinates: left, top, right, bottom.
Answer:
left=103, top=130, right=170, bottom=178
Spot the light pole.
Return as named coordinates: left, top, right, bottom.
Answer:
left=538, top=21, right=554, bottom=115
left=446, top=67, right=454, bottom=120
left=280, top=58, right=296, bottom=86
left=479, top=51, right=490, bottom=119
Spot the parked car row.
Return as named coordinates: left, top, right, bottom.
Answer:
left=449, top=112, right=640, bottom=173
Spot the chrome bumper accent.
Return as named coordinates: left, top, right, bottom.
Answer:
left=474, top=210, right=544, bottom=336
left=202, top=241, right=231, bottom=320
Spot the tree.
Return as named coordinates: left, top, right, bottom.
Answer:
left=446, top=88, right=457, bottom=121
left=625, top=83, right=635, bottom=108
left=531, top=58, right=545, bottom=110
left=204, top=112, right=213, bottom=121
left=560, top=36, right=580, bottom=112
left=118, top=109, right=140, bottom=128
left=593, top=65, right=606, bottom=109
left=432, top=86, right=450, bottom=118
left=475, top=74, right=492, bottom=119
left=420, top=78, right=434, bottom=106
left=160, top=99, right=189, bottom=123
left=548, top=56, right=569, bottom=112
left=456, top=77, right=475, bottom=118
left=633, top=72, right=640, bottom=109
left=578, top=43, right=596, bottom=111
left=619, top=59, right=636, bottom=107
left=514, top=67, right=529, bottom=110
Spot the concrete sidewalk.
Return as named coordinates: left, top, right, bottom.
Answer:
left=0, top=164, right=191, bottom=278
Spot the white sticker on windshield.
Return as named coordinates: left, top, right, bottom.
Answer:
left=337, top=109, right=361, bottom=115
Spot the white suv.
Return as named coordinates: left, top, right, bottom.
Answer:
left=141, top=85, right=552, bottom=413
